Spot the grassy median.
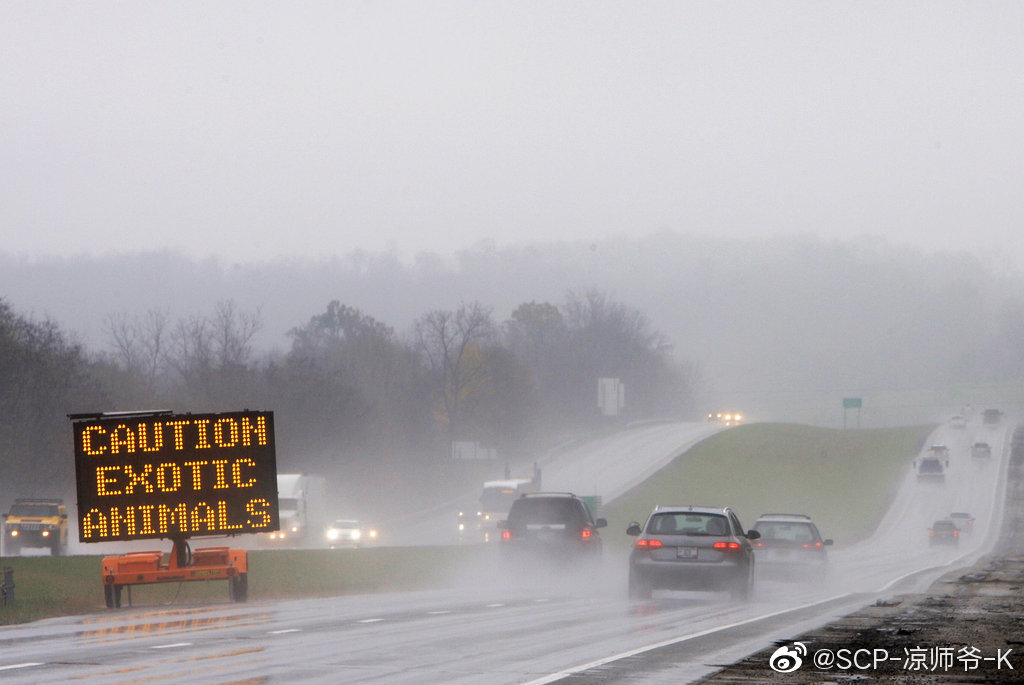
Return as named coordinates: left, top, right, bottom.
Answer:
left=1, top=422, right=932, bottom=625
left=602, top=422, right=933, bottom=550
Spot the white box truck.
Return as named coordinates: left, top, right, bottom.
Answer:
left=264, top=473, right=328, bottom=547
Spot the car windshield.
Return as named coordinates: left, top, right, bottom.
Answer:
left=754, top=521, right=817, bottom=544
left=508, top=499, right=581, bottom=526
left=933, top=521, right=955, bottom=531
left=647, top=512, right=730, bottom=536
left=9, top=504, right=58, bottom=517
left=919, top=459, right=944, bottom=473
left=332, top=520, right=360, bottom=528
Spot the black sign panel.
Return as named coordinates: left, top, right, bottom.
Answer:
left=72, top=410, right=279, bottom=543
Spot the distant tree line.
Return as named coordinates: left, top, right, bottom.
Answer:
left=0, top=292, right=694, bottom=504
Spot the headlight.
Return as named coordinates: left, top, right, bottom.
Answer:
left=458, top=523, right=465, bottom=531
left=291, top=526, right=299, bottom=533
left=9, top=530, right=17, bottom=537
left=41, top=530, right=50, bottom=537
left=368, top=529, right=378, bottom=539
left=327, top=529, right=340, bottom=540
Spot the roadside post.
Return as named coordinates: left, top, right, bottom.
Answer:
left=842, top=397, right=862, bottom=429
left=69, top=409, right=280, bottom=608
left=0, top=566, right=13, bottom=606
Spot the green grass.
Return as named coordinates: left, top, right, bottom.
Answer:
left=0, top=545, right=489, bottom=625
left=1, top=422, right=932, bottom=625
left=602, top=422, right=933, bottom=552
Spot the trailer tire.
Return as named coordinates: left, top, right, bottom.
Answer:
left=104, top=584, right=122, bottom=609
left=230, top=573, right=248, bottom=603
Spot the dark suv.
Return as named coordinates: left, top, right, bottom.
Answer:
left=627, top=505, right=759, bottom=601
left=498, top=493, right=606, bottom=563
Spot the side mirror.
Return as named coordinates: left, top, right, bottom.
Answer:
left=746, top=529, right=761, bottom=540
left=626, top=522, right=642, bottom=536
left=823, top=539, right=834, bottom=546
left=595, top=518, right=608, bottom=529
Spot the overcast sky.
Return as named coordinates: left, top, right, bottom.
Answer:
left=3, top=2, right=1023, bottom=268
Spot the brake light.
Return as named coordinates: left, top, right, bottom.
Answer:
left=801, top=542, right=823, bottom=548
left=635, top=538, right=662, bottom=549
left=581, top=528, right=593, bottom=540
left=953, top=530, right=959, bottom=537
left=501, top=530, right=511, bottom=540
left=713, top=541, right=742, bottom=551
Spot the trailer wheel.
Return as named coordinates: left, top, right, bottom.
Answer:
left=230, top=573, right=248, bottom=603
left=104, top=584, right=122, bottom=609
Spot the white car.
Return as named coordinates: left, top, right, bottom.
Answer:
left=325, top=520, right=377, bottom=548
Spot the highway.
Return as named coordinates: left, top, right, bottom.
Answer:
left=0, top=418, right=1012, bottom=684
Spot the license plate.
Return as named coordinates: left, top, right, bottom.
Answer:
left=677, top=547, right=698, bottom=559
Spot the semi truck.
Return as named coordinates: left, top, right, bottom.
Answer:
left=264, top=473, right=328, bottom=547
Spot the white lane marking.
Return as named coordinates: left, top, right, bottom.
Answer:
left=358, top=618, right=384, bottom=623
left=485, top=603, right=505, bottom=608
left=150, top=642, right=192, bottom=649
left=0, top=663, right=43, bottom=672
left=268, top=628, right=302, bottom=634
left=533, top=598, right=550, bottom=603
left=427, top=610, right=452, bottom=615
left=521, top=593, right=854, bottom=685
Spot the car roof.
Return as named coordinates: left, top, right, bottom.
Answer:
left=756, top=513, right=813, bottom=521
left=651, top=505, right=731, bottom=515
left=519, top=492, right=579, bottom=500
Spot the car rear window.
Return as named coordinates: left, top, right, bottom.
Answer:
left=753, top=521, right=818, bottom=544
left=919, top=459, right=944, bottom=473
left=508, top=498, right=583, bottom=526
left=647, top=513, right=730, bottom=536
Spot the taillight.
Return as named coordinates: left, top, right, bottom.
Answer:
left=581, top=528, right=593, bottom=540
left=635, top=538, right=662, bottom=549
left=953, top=530, right=959, bottom=537
left=713, top=541, right=742, bottom=551
left=801, top=542, right=823, bottom=548
left=501, top=530, right=511, bottom=540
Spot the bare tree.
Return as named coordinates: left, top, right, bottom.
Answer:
left=104, top=308, right=170, bottom=391
left=414, top=302, right=495, bottom=447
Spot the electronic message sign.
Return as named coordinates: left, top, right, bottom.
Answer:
left=71, top=410, right=279, bottom=543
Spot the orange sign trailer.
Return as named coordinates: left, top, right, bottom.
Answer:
left=101, top=538, right=249, bottom=608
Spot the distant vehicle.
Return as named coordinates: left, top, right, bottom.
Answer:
left=626, top=505, right=759, bottom=601
left=498, top=493, right=605, bottom=564
left=949, top=512, right=975, bottom=534
left=325, top=519, right=377, bottom=548
left=949, top=415, right=967, bottom=429
left=264, top=474, right=328, bottom=547
left=971, top=442, right=992, bottom=459
left=929, top=519, right=959, bottom=547
left=707, top=412, right=743, bottom=426
left=751, top=513, right=832, bottom=581
left=916, top=446, right=950, bottom=482
left=471, top=464, right=542, bottom=543
left=2, top=498, right=68, bottom=556
left=982, top=409, right=1003, bottom=425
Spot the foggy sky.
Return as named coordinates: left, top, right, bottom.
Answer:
left=3, top=2, right=1024, bottom=267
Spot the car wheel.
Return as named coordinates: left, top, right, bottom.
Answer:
left=628, top=569, right=652, bottom=601
left=731, top=568, right=754, bottom=602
